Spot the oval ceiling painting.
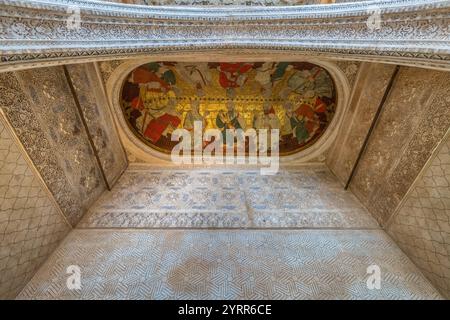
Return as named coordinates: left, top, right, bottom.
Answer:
left=121, top=62, right=337, bottom=156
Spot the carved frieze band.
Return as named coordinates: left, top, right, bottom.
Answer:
left=0, top=0, right=449, bottom=71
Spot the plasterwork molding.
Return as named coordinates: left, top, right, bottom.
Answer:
left=0, top=0, right=449, bottom=72
left=0, top=109, right=72, bottom=229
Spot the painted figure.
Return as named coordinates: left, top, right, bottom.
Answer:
left=209, top=62, right=254, bottom=89
left=253, top=102, right=280, bottom=130
left=216, top=100, right=246, bottom=143
left=287, top=66, right=333, bottom=99
left=121, top=61, right=336, bottom=155
left=183, top=99, right=204, bottom=131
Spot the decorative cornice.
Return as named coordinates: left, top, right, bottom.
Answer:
left=0, top=0, right=449, bottom=71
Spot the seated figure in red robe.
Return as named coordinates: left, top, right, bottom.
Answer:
left=208, top=63, right=254, bottom=89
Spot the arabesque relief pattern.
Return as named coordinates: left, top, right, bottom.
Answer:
left=102, top=0, right=333, bottom=5
left=350, top=67, right=450, bottom=225
left=327, top=63, right=397, bottom=185
left=78, top=166, right=378, bottom=229
left=0, top=68, right=106, bottom=225
left=0, top=0, right=449, bottom=71
left=66, top=63, right=127, bottom=186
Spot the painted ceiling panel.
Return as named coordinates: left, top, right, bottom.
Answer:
left=121, top=61, right=336, bottom=156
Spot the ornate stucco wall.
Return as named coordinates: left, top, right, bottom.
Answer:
left=65, top=63, right=127, bottom=187
left=102, top=0, right=336, bottom=5
left=0, top=68, right=105, bottom=225
left=0, top=65, right=127, bottom=226
left=327, top=62, right=397, bottom=185
left=328, top=64, right=450, bottom=226
left=349, top=67, right=450, bottom=226
left=387, top=131, right=450, bottom=299
left=327, top=63, right=450, bottom=296
left=0, top=63, right=127, bottom=298
left=1, top=0, right=448, bottom=72
left=0, top=113, right=70, bottom=299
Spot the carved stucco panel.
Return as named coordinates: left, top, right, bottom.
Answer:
left=387, top=132, right=450, bottom=299
left=65, top=63, right=127, bottom=186
left=350, top=67, right=450, bottom=225
left=0, top=72, right=82, bottom=225
left=99, top=60, right=124, bottom=88
left=14, top=67, right=106, bottom=221
left=327, top=62, right=396, bottom=185
left=333, top=60, right=361, bottom=90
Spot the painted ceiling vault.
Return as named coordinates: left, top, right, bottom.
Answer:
left=121, top=61, right=337, bottom=155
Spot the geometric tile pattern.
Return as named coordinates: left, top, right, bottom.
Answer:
left=0, top=116, right=70, bottom=299
left=17, top=229, right=442, bottom=300
left=388, top=134, right=450, bottom=299
left=98, top=60, right=126, bottom=87
left=78, top=165, right=378, bottom=229
left=0, top=71, right=85, bottom=226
